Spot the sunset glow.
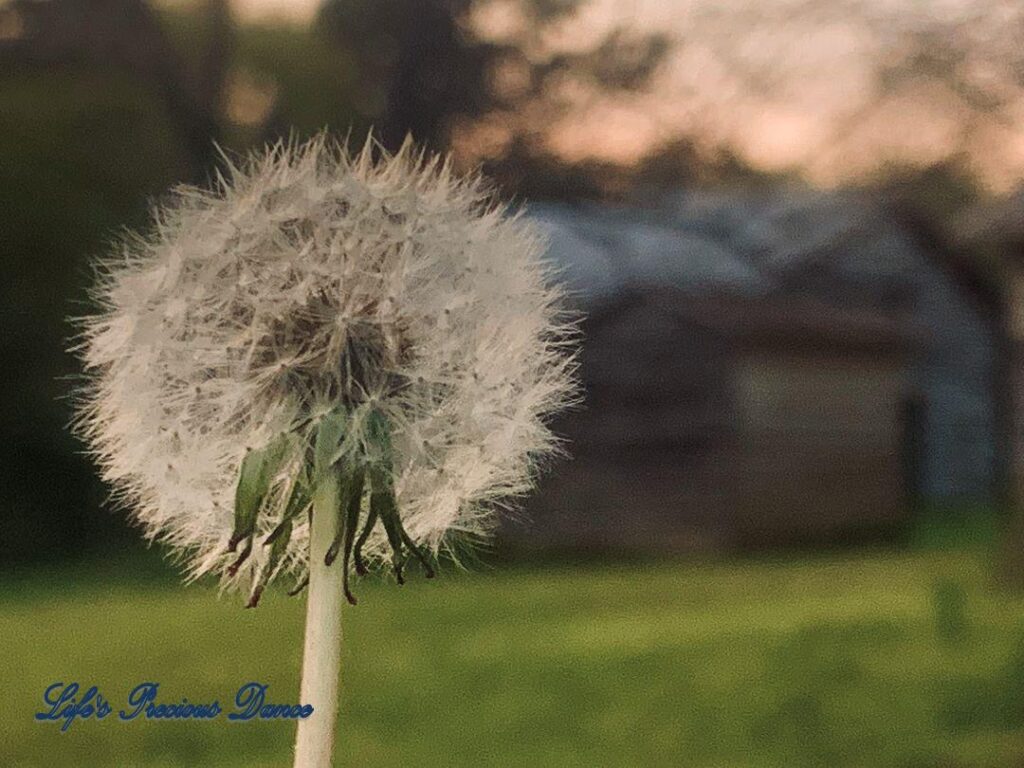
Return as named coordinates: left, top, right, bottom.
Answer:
left=211, top=0, right=1024, bottom=190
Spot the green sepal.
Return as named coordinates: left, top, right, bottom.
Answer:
left=229, top=432, right=293, bottom=552
left=287, top=575, right=310, bottom=597
left=247, top=517, right=292, bottom=609
left=264, top=458, right=313, bottom=546
left=227, top=536, right=253, bottom=577
left=313, top=405, right=349, bottom=479
left=369, top=469, right=406, bottom=584
left=341, top=465, right=366, bottom=604
left=365, top=410, right=435, bottom=581
left=364, top=408, right=394, bottom=462
left=370, top=470, right=435, bottom=581
left=324, top=464, right=365, bottom=605
left=324, top=465, right=363, bottom=568
left=352, top=502, right=379, bottom=576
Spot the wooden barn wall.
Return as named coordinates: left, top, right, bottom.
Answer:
left=729, top=353, right=910, bottom=545
left=504, top=302, right=741, bottom=553
left=505, top=312, right=913, bottom=553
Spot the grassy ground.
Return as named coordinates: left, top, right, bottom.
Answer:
left=3, top=547, right=1024, bottom=767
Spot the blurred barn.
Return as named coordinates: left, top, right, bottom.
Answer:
left=956, top=189, right=1024, bottom=519
left=502, top=190, right=999, bottom=552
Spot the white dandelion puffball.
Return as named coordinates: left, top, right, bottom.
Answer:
left=75, top=135, right=577, bottom=601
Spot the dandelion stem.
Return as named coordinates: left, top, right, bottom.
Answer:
left=294, top=471, right=344, bottom=768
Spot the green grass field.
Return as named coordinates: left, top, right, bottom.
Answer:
left=3, top=547, right=1024, bottom=767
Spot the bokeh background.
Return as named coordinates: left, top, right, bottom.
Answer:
left=4, top=0, right=1024, bottom=765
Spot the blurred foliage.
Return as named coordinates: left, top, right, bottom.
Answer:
left=312, top=0, right=684, bottom=199
left=0, top=64, right=190, bottom=564
left=3, top=548, right=1024, bottom=765
left=315, top=0, right=495, bottom=151
left=161, top=8, right=365, bottom=145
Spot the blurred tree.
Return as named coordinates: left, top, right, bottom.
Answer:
left=314, top=0, right=671, bottom=198
left=673, top=0, right=1024, bottom=190
left=0, top=0, right=209, bottom=566
left=0, top=0, right=233, bottom=178
left=483, top=135, right=777, bottom=203
left=0, top=67, right=192, bottom=566
left=316, top=0, right=492, bottom=152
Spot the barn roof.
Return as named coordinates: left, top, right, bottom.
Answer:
left=528, top=189, right=919, bottom=311
left=955, top=188, right=1024, bottom=254
left=529, top=202, right=767, bottom=303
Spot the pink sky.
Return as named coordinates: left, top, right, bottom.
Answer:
left=229, top=0, right=318, bottom=22
left=220, top=0, right=1024, bottom=190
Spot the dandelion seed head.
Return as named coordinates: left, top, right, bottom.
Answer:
left=74, top=134, right=578, bottom=592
